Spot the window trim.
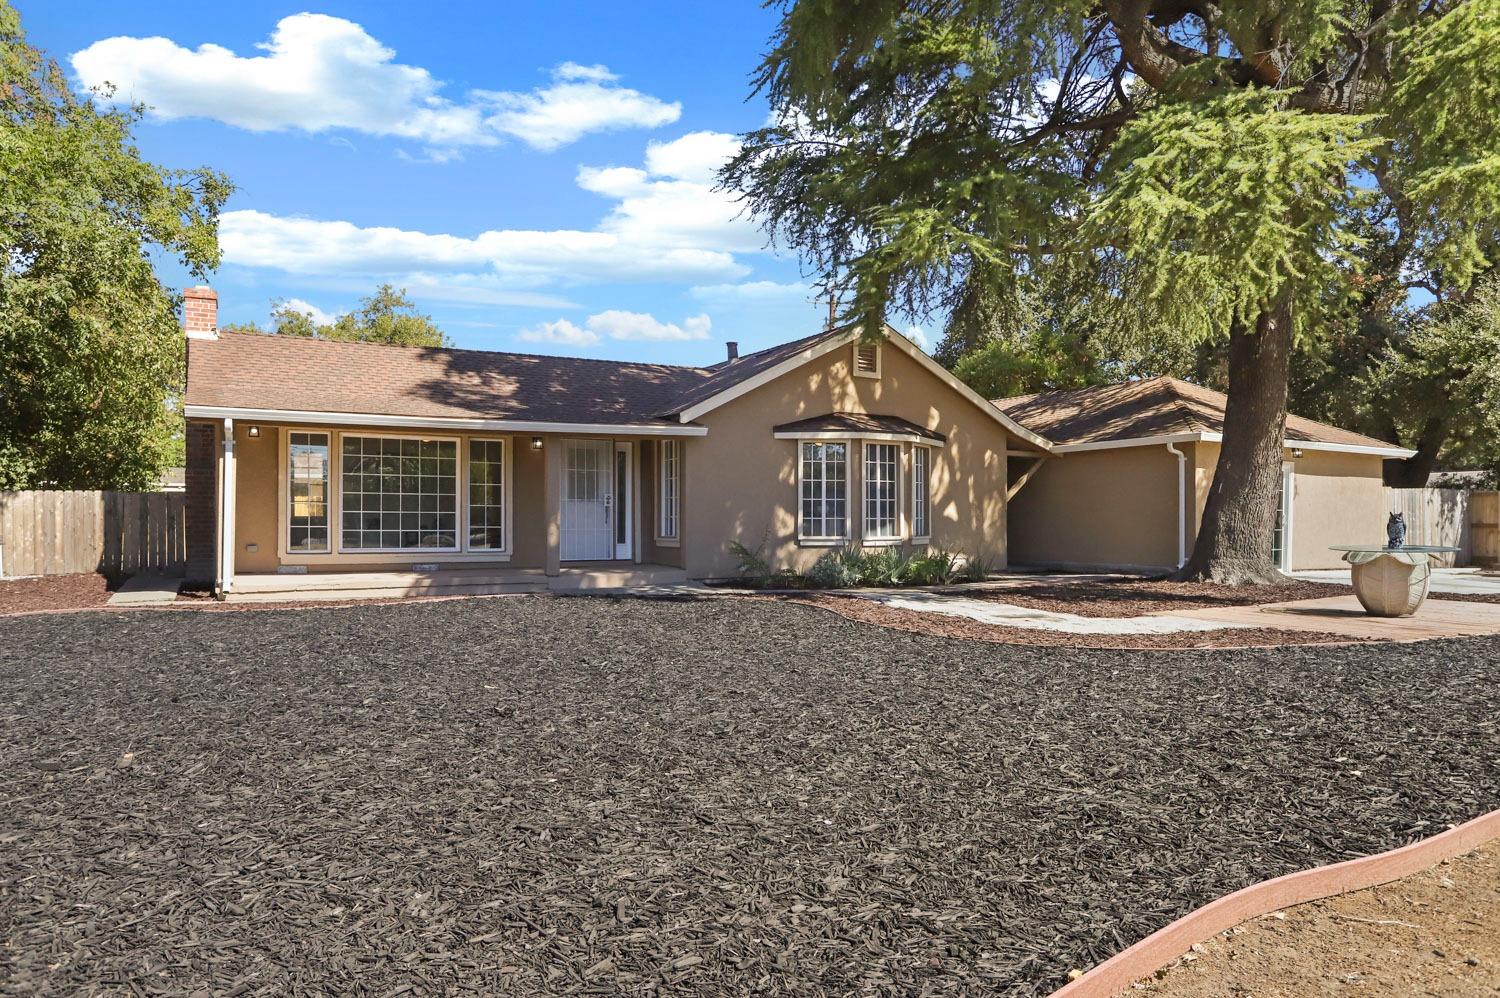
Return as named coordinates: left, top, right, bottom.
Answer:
left=277, top=427, right=515, bottom=564
left=861, top=440, right=904, bottom=545
left=656, top=439, right=681, bottom=545
left=465, top=435, right=514, bottom=555
left=852, top=341, right=882, bottom=379
left=911, top=444, right=932, bottom=543
left=284, top=430, right=332, bottom=555
left=796, top=440, right=852, bottom=546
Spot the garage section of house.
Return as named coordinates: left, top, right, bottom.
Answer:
left=994, top=377, right=1417, bottom=574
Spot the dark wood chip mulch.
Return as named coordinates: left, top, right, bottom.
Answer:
left=2, top=596, right=1496, bottom=996
left=0, top=572, right=118, bottom=615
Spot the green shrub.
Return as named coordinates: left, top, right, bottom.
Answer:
left=960, top=552, right=990, bottom=583
left=727, top=537, right=772, bottom=585
left=862, top=547, right=910, bottom=586
left=906, top=549, right=962, bottom=585
left=808, top=546, right=866, bottom=588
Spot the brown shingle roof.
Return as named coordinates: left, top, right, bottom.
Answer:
left=993, top=376, right=1406, bottom=451
left=185, top=330, right=844, bottom=426
left=773, top=412, right=947, bottom=441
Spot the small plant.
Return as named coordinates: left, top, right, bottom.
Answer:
left=808, top=546, right=866, bottom=588
left=907, top=549, right=962, bottom=585
left=960, top=552, right=990, bottom=583
left=727, top=536, right=772, bottom=584
left=862, top=547, right=910, bottom=586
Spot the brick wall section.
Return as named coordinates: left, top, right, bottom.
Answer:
left=184, top=420, right=217, bottom=585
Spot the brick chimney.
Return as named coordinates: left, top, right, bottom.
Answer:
left=183, top=285, right=218, bottom=339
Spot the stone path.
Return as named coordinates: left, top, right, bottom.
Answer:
left=852, top=591, right=1254, bottom=635
left=105, top=575, right=182, bottom=607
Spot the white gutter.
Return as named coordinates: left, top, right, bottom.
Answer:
left=1165, top=442, right=1187, bottom=569
left=183, top=405, right=707, bottom=437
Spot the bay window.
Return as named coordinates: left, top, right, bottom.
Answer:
left=912, top=446, right=931, bottom=540
left=658, top=440, right=680, bottom=540
left=799, top=441, right=848, bottom=541
left=863, top=443, right=900, bottom=541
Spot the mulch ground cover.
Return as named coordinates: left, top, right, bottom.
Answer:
left=2, top=596, right=1496, bottom=996
left=795, top=594, right=1357, bottom=649
left=0, top=572, right=118, bottom=615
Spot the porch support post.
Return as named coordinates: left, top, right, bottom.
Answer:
left=218, top=417, right=237, bottom=597
left=544, top=437, right=562, bottom=577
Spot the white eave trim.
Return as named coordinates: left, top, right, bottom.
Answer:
left=773, top=430, right=942, bottom=443
left=1050, top=430, right=1416, bottom=459
left=183, top=405, right=708, bottom=437
left=675, top=326, right=1054, bottom=452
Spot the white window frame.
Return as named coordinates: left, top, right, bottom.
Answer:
left=797, top=440, right=851, bottom=545
left=911, top=444, right=932, bottom=543
left=657, top=439, right=681, bottom=544
left=285, top=430, right=331, bottom=554
left=852, top=341, right=882, bottom=379
left=861, top=441, right=903, bottom=545
left=465, top=436, right=513, bottom=554
left=336, top=431, right=463, bottom=555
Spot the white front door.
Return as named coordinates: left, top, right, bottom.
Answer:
left=562, top=440, right=614, bottom=561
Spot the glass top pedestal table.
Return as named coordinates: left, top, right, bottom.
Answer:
left=1328, top=545, right=1460, bottom=617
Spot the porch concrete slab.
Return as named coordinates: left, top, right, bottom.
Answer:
left=1170, top=593, right=1500, bottom=641
left=849, top=590, right=1253, bottom=635
left=1294, top=567, right=1500, bottom=596
left=106, top=575, right=183, bottom=606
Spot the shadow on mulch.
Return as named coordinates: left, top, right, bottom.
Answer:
left=0, top=572, right=123, bottom=615
left=3, top=596, right=1496, bottom=996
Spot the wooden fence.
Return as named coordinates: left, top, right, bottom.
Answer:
left=1473, top=491, right=1499, bottom=567
left=0, top=491, right=187, bottom=578
left=1383, top=487, right=1472, bottom=567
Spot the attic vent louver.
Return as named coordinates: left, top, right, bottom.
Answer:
left=854, top=342, right=880, bottom=378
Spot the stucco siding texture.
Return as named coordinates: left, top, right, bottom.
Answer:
left=1290, top=450, right=1388, bottom=570
left=1008, top=446, right=1181, bottom=573
left=681, top=342, right=1015, bottom=580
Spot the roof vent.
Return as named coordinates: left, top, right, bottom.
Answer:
left=726, top=341, right=739, bottom=362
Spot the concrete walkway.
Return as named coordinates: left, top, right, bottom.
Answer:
left=848, top=589, right=1500, bottom=642
left=1295, top=566, right=1500, bottom=596
left=106, top=575, right=183, bottom=606
left=851, top=591, right=1254, bottom=635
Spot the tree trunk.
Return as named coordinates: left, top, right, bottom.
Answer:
left=1382, top=416, right=1446, bottom=487
left=1178, top=296, right=1295, bottom=584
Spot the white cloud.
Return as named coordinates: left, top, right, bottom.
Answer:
left=519, top=310, right=710, bottom=348
left=70, top=13, right=679, bottom=153
left=644, top=130, right=742, bottom=183
left=689, top=280, right=810, bottom=302
left=587, top=310, right=711, bottom=341
left=280, top=297, right=339, bottom=326
left=518, top=318, right=601, bottom=347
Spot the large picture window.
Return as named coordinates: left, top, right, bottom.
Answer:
left=863, top=443, right=900, bottom=541
left=468, top=439, right=506, bottom=550
left=658, top=440, right=680, bottom=539
left=912, top=446, right=931, bottom=540
left=799, top=441, right=848, bottom=540
left=340, top=436, right=457, bottom=550
left=288, top=432, right=329, bottom=552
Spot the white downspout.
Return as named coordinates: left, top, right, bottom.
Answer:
left=1166, top=442, right=1187, bottom=569
left=219, top=418, right=236, bottom=598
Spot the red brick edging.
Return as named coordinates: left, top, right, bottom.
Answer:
left=1049, top=806, right=1500, bottom=997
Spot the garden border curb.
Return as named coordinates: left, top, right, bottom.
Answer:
left=1049, top=807, right=1500, bottom=997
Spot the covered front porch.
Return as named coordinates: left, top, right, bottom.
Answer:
left=222, top=563, right=694, bottom=603
left=200, top=417, right=697, bottom=597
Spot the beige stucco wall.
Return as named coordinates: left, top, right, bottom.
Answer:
left=680, top=340, right=1021, bottom=579
left=1192, top=442, right=1386, bottom=571
left=1008, top=446, right=1183, bottom=573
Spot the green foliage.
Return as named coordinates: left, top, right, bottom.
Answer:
left=807, top=546, right=867, bottom=588
left=243, top=285, right=449, bottom=347
left=903, top=549, right=963, bottom=586
left=0, top=2, right=232, bottom=489
left=1084, top=89, right=1380, bottom=347
left=728, top=537, right=773, bottom=580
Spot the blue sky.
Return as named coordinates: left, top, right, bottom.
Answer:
left=22, top=2, right=925, bottom=364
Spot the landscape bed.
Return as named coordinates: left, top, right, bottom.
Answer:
left=2, top=596, right=1497, bottom=995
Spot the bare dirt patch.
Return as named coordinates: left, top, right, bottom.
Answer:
left=0, top=572, right=118, bottom=614
left=1129, top=843, right=1500, bottom=996
left=955, top=579, right=1354, bottom=618
left=797, top=594, right=1356, bottom=649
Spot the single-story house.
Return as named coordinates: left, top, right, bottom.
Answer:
left=994, top=377, right=1417, bottom=573
left=180, top=287, right=1052, bottom=594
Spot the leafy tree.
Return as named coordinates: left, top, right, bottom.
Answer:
left=0, top=2, right=231, bottom=490
left=230, top=285, right=449, bottom=347
left=726, top=0, right=1500, bottom=582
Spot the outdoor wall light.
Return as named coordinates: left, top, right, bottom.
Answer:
left=531, top=436, right=544, bottom=451
left=1291, top=447, right=1304, bottom=458
left=247, top=425, right=260, bottom=438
